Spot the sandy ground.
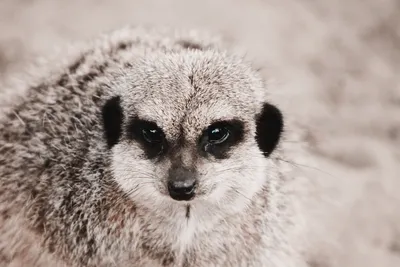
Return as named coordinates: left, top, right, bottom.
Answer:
left=0, top=0, right=399, bottom=266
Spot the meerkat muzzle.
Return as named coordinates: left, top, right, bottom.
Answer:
left=167, top=167, right=198, bottom=201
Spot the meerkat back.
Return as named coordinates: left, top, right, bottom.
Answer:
left=0, top=26, right=305, bottom=267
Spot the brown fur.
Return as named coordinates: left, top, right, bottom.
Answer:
left=0, top=26, right=305, bottom=267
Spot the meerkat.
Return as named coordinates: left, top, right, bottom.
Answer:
left=0, top=25, right=306, bottom=267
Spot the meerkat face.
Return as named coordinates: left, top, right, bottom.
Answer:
left=101, top=51, right=283, bottom=214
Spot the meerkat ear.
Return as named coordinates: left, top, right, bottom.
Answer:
left=255, top=103, right=284, bottom=157
left=102, top=96, right=124, bottom=149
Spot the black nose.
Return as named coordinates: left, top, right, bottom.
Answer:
left=167, top=166, right=197, bottom=201
left=167, top=178, right=197, bottom=201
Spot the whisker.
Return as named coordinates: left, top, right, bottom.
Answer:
left=274, top=157, right=337, bottom=179
left=124, top=182, right=155, bottom=196
left=231, top=188, right=253, bottom=203
left=120, top=176, right=158, bottom=182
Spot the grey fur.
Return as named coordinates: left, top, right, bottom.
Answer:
left=0, top=25, right=305, bottom=267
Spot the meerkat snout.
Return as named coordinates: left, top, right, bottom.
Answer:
left=167, top=166, right=198, bottom=201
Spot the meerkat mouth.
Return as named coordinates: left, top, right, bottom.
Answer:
left=185, top=204, right=191, bottom=218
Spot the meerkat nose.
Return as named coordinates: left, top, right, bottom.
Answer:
left=167, top=168, right=197, bottom=201
left=167, top=179, right=197, bottom=201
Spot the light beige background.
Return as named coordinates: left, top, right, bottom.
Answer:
left=0, top=0, right=399, bottom=266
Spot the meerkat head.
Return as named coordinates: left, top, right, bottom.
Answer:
left=101, top=50, right=283, bottom=216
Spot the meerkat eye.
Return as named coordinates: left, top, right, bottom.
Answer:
left=207, top=127, right=230, bottom=144
left=142, top=127, right=163, bottom=143
left=199, top=120, right=245, bottom=159
left=127, top=118, right=167, bottom=159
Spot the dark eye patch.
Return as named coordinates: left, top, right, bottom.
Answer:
left=126, top=117, right=168, bottom=159
left=199, top=119, right=245, bottom=159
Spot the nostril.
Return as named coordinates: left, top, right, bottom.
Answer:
left=167, top=180, right=196, bottom=194
left=167, top=179, right=197, bottom=201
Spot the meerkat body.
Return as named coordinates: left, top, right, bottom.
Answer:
left=0, top=26, right=304, bottom=267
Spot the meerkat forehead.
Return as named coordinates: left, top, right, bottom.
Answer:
left=112, top=50, right=266, bottom=141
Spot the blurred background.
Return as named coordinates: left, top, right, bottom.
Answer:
left=0, top=0, right=399, bottom=266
